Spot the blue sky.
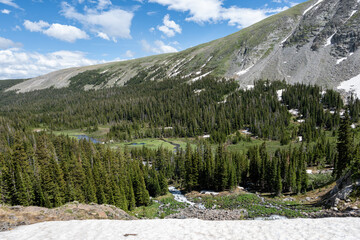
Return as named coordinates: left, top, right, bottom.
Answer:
left=0, top=0, right=306, bottom=79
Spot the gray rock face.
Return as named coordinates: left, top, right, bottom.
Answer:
left=6, top=0, right=360, bottom=93
left=236, top=0, right=360, bottom=89
left=325, top=171, right=360, bottom=207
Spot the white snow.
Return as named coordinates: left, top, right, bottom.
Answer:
left=350, top=10, right=357, bottom=18
left=236, top=65, right=254, bottom=76
left=303, top=0, right=324, bottom=16
left=337, top=73, right=360, bottom=98
left=280, top=33, right=293, bottom=46
left=277, top=89, right=284, bottom=101
left=168, top=59, right=186, bottom=77
left=182, top=72, right=194, bottom=79
left=325, top=33, right=336, bottom=47
left=200, top=56, right=213, bottom=69
left=344, top=10, right=358, bottom=23
left=336, top=57, right=347, bottom=64
left=190, top=71, right=213, bottom=82
left=289, top=109, right=299, bottom=116
left=241, top=129, right=252, bottom=135
left=1, top=218, right=359, bottom=240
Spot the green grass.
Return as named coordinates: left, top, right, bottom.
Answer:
left=109, top=139, right=175, bottom=151
left=108, top=138, right=198, bottom=152
left=129, top=192, right=187, bottom=219
left=37, top=125, right=110, bottom=141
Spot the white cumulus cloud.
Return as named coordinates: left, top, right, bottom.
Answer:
left=61, top=1, right=134, bottom=41
left=149, top=0, right=290, bottom=28
left=43, top=23, right=89, bottom=43
left=157, top=14, right=182, bottom=37
left=24, top=20, right=88, bottom=43
left=141, top=39, right=178, bottom=54
left=0, top=48, right=104, bottom=79
left=23, top=20, right=49, bottom=32
left=1, top=8, right=10, bottom=14
left=0, top=36, right=22, bottom=49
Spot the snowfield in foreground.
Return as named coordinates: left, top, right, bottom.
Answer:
left=1, top=218, right=359, bottom=240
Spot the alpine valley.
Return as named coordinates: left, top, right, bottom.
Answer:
left=0, top=0, right=360, bottom=239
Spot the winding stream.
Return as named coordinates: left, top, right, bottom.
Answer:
left=168, top=186, right=205, bottom=209
left=160, top=139, right=181, bottom=152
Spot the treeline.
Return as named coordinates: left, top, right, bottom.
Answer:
left=0, top=119, right=168, bottom=210
left=1, top=78, right=357, bottom=144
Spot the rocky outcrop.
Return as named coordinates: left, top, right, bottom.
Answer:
left=0, top=202, right=136, bottom=232
left=324, top=171, right=360, bottom=210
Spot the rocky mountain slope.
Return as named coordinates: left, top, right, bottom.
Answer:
left=6, top=0, right=360, bottom=93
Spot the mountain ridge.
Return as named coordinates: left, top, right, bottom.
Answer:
left=6, top=0, right=360, bottom=94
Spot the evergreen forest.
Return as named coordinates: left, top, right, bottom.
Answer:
left=0, top=77, right=359, bottom=210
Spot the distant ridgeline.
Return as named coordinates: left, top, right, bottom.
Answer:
left=0, top=77, right=359, bottom=209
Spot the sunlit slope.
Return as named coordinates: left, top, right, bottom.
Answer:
left=7, top=0, right=360, bottom=93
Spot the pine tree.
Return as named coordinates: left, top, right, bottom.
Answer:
left=336, top=110, right=353, bottom=178
left=275, top=161, right=282, bottom=196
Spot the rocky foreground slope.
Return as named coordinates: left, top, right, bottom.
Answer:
left=0, top=202, right=136, bottom=232
left=6, top=0, right=360, bottom=94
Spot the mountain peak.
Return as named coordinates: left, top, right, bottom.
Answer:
left=6, top=0, right=360, bottom=95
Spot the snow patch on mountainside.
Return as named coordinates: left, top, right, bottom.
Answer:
left=190, top=71, right=213, bottom=82
left=325, top=33, right=336, bottom=46
left=236, top=65, right=254, bottom=76
left=336, top=57, right=347, bottom=64
left=303, top=0, right=324, bottom=16
left=337, top=73, right=360, bottom=98
left=1, top=218, right=359, bottom=240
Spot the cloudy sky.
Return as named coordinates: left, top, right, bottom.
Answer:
left=0, top=0, right=306, bottom=79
